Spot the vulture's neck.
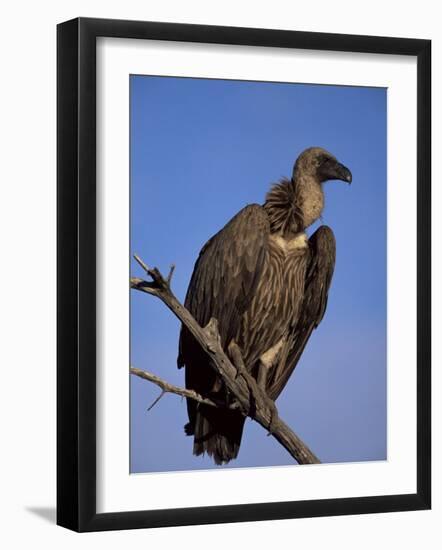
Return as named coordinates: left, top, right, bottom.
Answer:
left=264, top=174, right=324, bottom=236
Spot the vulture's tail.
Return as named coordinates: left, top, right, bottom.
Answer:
left=185, top=406, right=246, bottom=465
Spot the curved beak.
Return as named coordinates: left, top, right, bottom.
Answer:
left=319, top=159, right=352, bottom=184
left=336, top=162, right=352, bottom=184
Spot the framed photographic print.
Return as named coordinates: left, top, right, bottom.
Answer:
left=57, top=17, right=431, bottom=532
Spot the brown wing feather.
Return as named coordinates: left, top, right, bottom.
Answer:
left=179, top=203, right=270, bottom=352
left=267, top=225, right=336, bottom=400
left=178, top=204, right=270, bottom=450
left=239, top=240, right=308, bottom=369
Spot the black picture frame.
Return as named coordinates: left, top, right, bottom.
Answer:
left=57, top=17, right=431, bottom=532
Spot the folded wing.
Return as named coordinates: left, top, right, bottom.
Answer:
left=267, top=225, right=336, bottom=400
left=179, top=203, right=270, bottom=358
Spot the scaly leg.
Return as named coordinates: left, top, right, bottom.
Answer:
left=256, top=339, right=286, bottom=432
left=228, top=340, right=280, bottom=434
left=257, top=338, right=285, bottom=392
left=228, top=340, right=260, bottom=416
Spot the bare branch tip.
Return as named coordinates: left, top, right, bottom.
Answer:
left=134, top=253, right=151, bottom=275
left=167, top=263, right=176, bottom=284
left=147, top=390, right=166, bottom=411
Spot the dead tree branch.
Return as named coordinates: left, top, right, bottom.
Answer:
left=130, top=255, right=320, bottom=465
left=130, top=366, right=239, bottom=410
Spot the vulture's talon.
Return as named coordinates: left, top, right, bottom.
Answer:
left=266, top=399, right=279, bottom=435
left=239, top=370, right=262, bottom=417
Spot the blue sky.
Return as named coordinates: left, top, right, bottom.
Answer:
left=130, top=75, right=387, bottom=473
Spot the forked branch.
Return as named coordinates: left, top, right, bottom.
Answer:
left=130, top=254, right=320, bottom=465
left=130, top=366, right=239, bottom=410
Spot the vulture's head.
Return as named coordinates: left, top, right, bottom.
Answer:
left=293, top=147, right=352, bottom=184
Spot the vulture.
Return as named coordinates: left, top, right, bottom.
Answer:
left=178, top=147, right=352, bottom=465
